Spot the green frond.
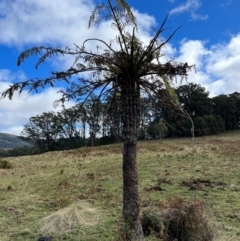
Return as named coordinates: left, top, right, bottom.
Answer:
left=17, top=47, right=43, bottom=66
left=17, top=47, right=66, bottom=69
left=35, top=48, right=65, bottom=69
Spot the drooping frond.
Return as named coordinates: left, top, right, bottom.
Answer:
left=116, top=0, right=136, bottom=27
left=161, top=74, right=180, bottom=108
left=88, top=3, right=105, bottom=28
left=35, top=48, right=66, bottom=69
left=17, top=47, right=43, bottom=66
left=88, top=0, right=136, bottom=29
left=17, top=46, right=75, bottom=69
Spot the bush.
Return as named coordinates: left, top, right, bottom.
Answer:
left=141, top=207, right=163, bottom=237
left=162, top=197, right=213, bottom=241
left=193, top=117, right=208, bottom=136
left=203, top=115, right=218, bottom=135
left=141, top=197, right=214, bottom=241
left=0, top=159, right=13, bottom=169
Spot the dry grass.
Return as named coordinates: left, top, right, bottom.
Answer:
left=39, top=201, right=99, bottom=234
left=0, top=131, right=240, bottom=240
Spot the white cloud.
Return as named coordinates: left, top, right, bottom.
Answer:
left=0, top=69, right=27, bottom=83
left=177, top=39, right=210, bottom=68
left=169, top=0, right=208, bottom=20
left=0, top=0, right=94, bottom=47
left=0, top=0, right=156, bottom=49
left=0, top=77, right=75, bottom=135
left=175, top=34, right=240, bottom=96
left=191, top=12, right=208, bottom=20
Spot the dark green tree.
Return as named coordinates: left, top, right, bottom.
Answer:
left=203, top=114, right=218, bottom=135
left=228, top=92, right=240, bottom=129
left=212, top=94, right=237, bottom=131
left=177, top=82, right=211, bottom=117
left=193, top=116, right=207, bottom=136
left=1, top=1, right=193, bottom=239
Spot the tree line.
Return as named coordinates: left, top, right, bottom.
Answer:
left=4, top=82, right=238, bottom=156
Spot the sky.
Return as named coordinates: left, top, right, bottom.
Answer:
left=0, top=0, right=240, bottom=136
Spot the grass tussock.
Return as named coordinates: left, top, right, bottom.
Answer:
left=141, top=197, right=214, bottom=241
left=0, top=159, right=13, bottom=169
left=39, top=201, right=99, bottom=234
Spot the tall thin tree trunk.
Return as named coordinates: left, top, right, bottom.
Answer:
left=121, top=78, right=144, bottom=241
left=82, top=122, right=86, bottom=145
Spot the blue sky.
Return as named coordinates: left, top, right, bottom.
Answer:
left=0, top=0, right=240, bottom=135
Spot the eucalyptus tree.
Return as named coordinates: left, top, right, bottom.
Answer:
left=153, top=118, right=168, bottom=140
left=57, top=107, right=80, bottom=139
left=1, top=1, right=193, bottom=240
left=21, top=111, right=61, bottom=151
left=103, top=91, right=122, bottom=139
left=84, top=95, right=103, bottom=146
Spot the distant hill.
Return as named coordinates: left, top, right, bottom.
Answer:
left=0, top=133, right=32, bottom=149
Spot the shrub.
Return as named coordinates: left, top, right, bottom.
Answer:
left=141, top=197, right=214, bottom=241
left=141, top=207, right=163, bottom=237
left=162, top=197, right=213, bottom=241
left=0, top=159, right=13, bottom=169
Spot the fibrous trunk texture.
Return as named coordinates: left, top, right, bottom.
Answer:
left=121, top=77, right=144, bottom=241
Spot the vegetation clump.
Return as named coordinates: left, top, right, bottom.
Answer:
left=0, top=159, right=12, bottom=169
left=141, top=197, right=214, bottom=241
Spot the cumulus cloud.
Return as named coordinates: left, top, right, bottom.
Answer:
left=169, top=0, right=208, bottom=20
left=0, top=0, right=94, bottom=47
left=0, top=0, right=156, bottom=48
left=0, top=69, right=27, bottom=83
left=0, top=74, right=75, bottom=135
left=175, top=34, right=240, bottom=96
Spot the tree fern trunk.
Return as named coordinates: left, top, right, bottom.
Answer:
left=121, top=78, right=144, bottom=241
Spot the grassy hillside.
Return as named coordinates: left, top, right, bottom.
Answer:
left=0, top=133, right=31, bottom=149
left=0, top=131, right=240, bottom=241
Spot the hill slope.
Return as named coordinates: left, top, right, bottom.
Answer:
left=0, top=131, right=240, bottom=240
left=0, top=133, right=31, bottom=149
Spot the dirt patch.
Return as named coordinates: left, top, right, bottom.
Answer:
left=181, top=178, right=227, bottom=191
left=157, top=178, right=172, bottom=185
left=144, top=178, right=172, bottom=192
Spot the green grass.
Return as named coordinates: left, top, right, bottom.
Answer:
left=0, top=131, right=240, bottom=240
